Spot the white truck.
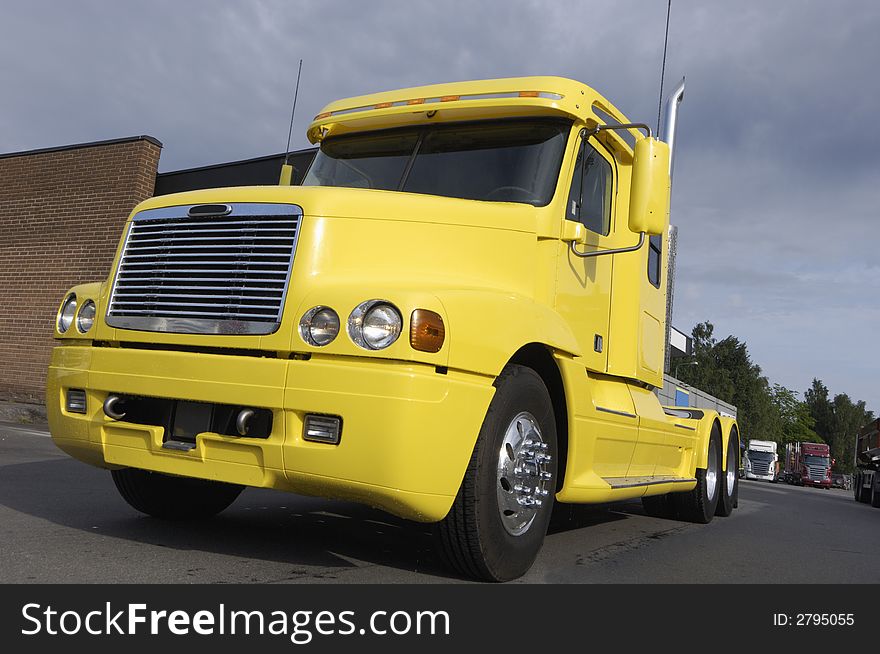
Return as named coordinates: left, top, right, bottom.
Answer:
left=744, top=440, right=778, bottom=482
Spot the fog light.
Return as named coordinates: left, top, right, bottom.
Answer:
left=303, top=414, right=342, bottom=444
left=66, top=389, right=87, bottom=414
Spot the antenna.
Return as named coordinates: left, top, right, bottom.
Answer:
left=656, top=0, right=672, bottom=135
left=279, top=59, right=304, bottom=185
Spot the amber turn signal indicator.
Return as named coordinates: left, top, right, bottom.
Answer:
left=410, top=309, right=445, bottom=353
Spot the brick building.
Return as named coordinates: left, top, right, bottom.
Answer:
left=0, top=136, right=162, bottom=403
left=0, top=136, right=314, bottom=405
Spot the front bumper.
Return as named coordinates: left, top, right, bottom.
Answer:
left=745, top=471, right=775, bottom=482
left=47, top=345, right=495, bottom=522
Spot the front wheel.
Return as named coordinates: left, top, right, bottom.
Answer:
left=434, top=365, right=557, bottom=582
left=112, top=468, right=243, bottom=519
left=675, top=423, right=722, bottom=523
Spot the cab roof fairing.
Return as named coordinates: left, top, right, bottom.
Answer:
left=305, top=76, right=640, bottom=157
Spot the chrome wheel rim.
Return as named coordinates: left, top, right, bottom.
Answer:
left=726, top=441, right=737, bottom=496
left=706, top=438, right=718, bottom=501
left=496, top=412, right=553, bottom=536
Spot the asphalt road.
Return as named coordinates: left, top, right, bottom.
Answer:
left=2, top=422, right=878, bottom=583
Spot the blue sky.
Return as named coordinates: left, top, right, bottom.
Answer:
left=2, top=0, right=877, bottom=407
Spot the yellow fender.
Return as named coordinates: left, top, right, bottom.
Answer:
left=435, top=289, right=582, bottom=377
left=692, top=411, right=739, bottom=473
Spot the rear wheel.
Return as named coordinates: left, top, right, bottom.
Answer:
left=111, top=468, right=243, bottom=519
left=675, top=423, right=722, bottom=523
left=434, top=365, right=557, bottom=582
left=871, top=474, right=880, bottom=508
left=856, top=473, right=871, bottom=503
left=715, top=428, right=739, bottom=517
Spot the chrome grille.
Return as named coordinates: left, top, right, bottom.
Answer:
left=107, top=203, right=302, bottom=335
left=808, top=465, right=826, bottom=482
left=750, top=461, right=771, bottom=476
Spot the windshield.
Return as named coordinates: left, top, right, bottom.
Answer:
left=804, top=455, right=829, bottom=467
left=303, top=118, right=571, bottom=206
left=747, top=451, right=775, bottom=462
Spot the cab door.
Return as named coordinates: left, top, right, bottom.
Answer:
left=555, top=132, right=638, bottom=479
left=554, top=133, right=615, bottom=373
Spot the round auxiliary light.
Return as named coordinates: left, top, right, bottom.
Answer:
left=299, top=306, right=340, bottom=346
left=348, top=300, right=402, bottom=350
left=76, top=300, right=97, bottom=333
left=57, top=294, right=77, bottom=333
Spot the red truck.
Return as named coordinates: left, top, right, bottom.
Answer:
left=784, top=442, right=832, bottom=489
left=853, top=419, right=880, bottom=507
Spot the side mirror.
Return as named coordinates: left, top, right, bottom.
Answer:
left=628, top=137, right=670, bottom=236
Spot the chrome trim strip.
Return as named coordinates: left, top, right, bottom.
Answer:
left=107, top=316, right=281, bottom=336
left=674, top=423, right=697, bottom=431
left=605, top=476, right=697, bottom=489
left=595, top=406, right=638, bottom=419
left=663, top=407, right=705, bottom=420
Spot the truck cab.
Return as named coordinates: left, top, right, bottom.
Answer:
left=744, top=439, right=778, bottom=482
left=785, top=442, right=832, bottom=488
left=47, top=76, right=740, bottom=581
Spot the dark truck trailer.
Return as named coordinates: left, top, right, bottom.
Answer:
left=784, top=442, right=832, bottom=488
left=854, top=419, right=880, bottom=507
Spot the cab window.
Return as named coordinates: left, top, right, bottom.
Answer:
left=648, top=234, right=662, bottom=287
left=566, top=140, right=612, bottom=235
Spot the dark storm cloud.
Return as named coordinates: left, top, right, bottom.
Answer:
left=1, top=0, right=877, bottom=404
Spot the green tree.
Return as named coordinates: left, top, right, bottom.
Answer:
left=827, top=393, right=874, bottom=473
left=770, top=384, right=818, bottom=446
left=804, top=379, right=834, bottom=444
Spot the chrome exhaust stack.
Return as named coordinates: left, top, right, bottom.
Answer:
left=660, top=77, right=685, bottom=182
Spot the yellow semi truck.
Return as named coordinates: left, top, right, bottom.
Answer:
left=47, top=76, right=740, bottom=581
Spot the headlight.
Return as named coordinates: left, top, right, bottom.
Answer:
left=299, top=306, right=340, bottom=346
left=348, top=300, right=402, bottom=350
left=57, top=294, right=77, bottom=333
left=76, top=300, right=97, bottom=333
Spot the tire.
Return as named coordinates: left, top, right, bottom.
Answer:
left=715, top=428, right=739, bottom=517
left=856, top=473, right=872, bottom=503
left=111, top=467, right=243, bottom=519
left=871, top=475, right=880, bottom=508
left=674, top=423, right=722, bottom=523
left=433, top=365, right=557, bottom=582
left=642, top=493, right=677, bottom=519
